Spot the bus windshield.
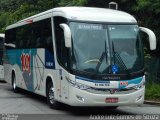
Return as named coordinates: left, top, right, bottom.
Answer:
left=69, top=22, right=144, bottom=75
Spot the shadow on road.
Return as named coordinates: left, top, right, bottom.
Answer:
left=0, top=80, right=6, bottom=83
left=5, top=86, right=133, bottom=116
left=60, top=106, right=133, bottom=116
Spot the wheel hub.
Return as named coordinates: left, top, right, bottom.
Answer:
left=49, top=87, right=55, bottom=104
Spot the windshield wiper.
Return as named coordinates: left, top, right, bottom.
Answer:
left=96, top=52, right=106, bottom=71
left=96, top=40, right=108, bottom=72
left=112, top=41, right=130, bottom=75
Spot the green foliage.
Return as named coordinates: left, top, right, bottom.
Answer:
left=134, top=0, right=160, bottom=57
left=86, top=0, right=137, bottom=12
left=144, top=47, right=151, bottom=59
left=0, top=0, right=56, bottom=32
left=59, top=0, right=87, bottom=6
left=145, top=82, right=160, bottom=101
left=134, top=0, right=160, bottom=14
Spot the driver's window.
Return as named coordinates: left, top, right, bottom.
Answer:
left=54, top=17, right=69, bottom=69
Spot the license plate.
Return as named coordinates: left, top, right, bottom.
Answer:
left=105, top=98, right=118, bottom=103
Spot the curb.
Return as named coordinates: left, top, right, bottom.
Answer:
left=144, top=100, right=160, bottom=106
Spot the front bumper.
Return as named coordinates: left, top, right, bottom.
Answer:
left=67, top=85, right=145, bottom=106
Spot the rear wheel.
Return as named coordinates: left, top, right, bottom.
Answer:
left=12, top=74, right=19, bottom=93
left=47, top=82, right=61, bottom=109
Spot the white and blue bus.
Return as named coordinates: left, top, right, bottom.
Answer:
left=0, top=33, right=4, bottom=81
left=4, top=7, right=156, bottom=109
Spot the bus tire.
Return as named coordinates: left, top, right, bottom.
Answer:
left=46, top=82, right=61, bottom=109
left=12, top=74, right=19, bottom=93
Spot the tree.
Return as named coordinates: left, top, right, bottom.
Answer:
left=0, top=0, right=57, bottom=32
left=59, top=0, right=87, bottom=6
left=134, top=0, right=160, bottom=56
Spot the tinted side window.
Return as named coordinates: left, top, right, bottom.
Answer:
left=15, top=18, right=53, bottom=53
left=16, top=25, right=31, bottom=49
left=0, top=37, right=4, bottom=49
left=54, top=16, right=70, bottom=69
left=43, top=19, right=53, bottom=53
left=0, top=37, right=4, bottom=65
left=5, top=29, right=16, bottom=49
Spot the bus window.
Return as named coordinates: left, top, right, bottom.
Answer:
left=5, top=29, right=16, bottom=49
left=15, top=18, right=53, bottom=51
left=42, top=19, right=53, bottom=53
left=0, top=37, right=4, bottom=65
left=54, top=17, right=70, bottom=69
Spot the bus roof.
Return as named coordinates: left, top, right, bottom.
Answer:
left=6, top=7, right=137, bottom=30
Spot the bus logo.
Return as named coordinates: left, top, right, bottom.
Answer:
left=120, top=81, right=128, bottom=86
left=110, top=89, right=117, bottom=94
left=20, top=52, right=31, bottom=73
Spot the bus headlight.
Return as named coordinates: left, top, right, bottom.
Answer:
left=75, top=83, right=91, bottom=90
left=133, top=83, right=143, bottom=90
left=66, top=77, right=90, bottom=90
left=133, top=77, right=145, bottom=90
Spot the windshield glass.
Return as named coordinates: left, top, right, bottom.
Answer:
left=70, top=22, right=110, bottom=74
left=109, top=25, right=144, bottom=73
left=70, top=22, right=144, bottom=75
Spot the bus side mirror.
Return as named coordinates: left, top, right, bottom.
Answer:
left=140, top=27, right=156, bottom=50
left=60, top=24, right=72, bottom=48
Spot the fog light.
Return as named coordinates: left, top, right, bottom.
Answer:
left=76, top=95, right=85, bottom=102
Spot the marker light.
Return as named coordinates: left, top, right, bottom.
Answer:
left=133, top=77, right=145, bottom=90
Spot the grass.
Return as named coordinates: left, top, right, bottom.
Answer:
left=145, top=83, right=160, bottom=101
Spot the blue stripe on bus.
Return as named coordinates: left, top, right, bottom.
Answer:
left=118, top=77, right=143, bottom=89
left=76, top=76, right=110, bottom=83
left=76, top=76, right=143, bottom=84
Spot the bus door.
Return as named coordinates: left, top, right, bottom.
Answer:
left=59, top=68, right=70, bottom=102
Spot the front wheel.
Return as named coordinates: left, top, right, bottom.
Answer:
left=46, top=82, right=61, bottom=109
left=12, top=74, right=19, bottom=93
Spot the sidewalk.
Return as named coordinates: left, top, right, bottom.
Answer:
left=144, top=100, right=160, bottom=106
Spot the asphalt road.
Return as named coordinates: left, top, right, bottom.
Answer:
left=0, top=82, right=160, bottom=120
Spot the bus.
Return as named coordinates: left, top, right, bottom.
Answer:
left=0, top=33, right=4, bottom=81
left=4, top=7, right=156, bottom=109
